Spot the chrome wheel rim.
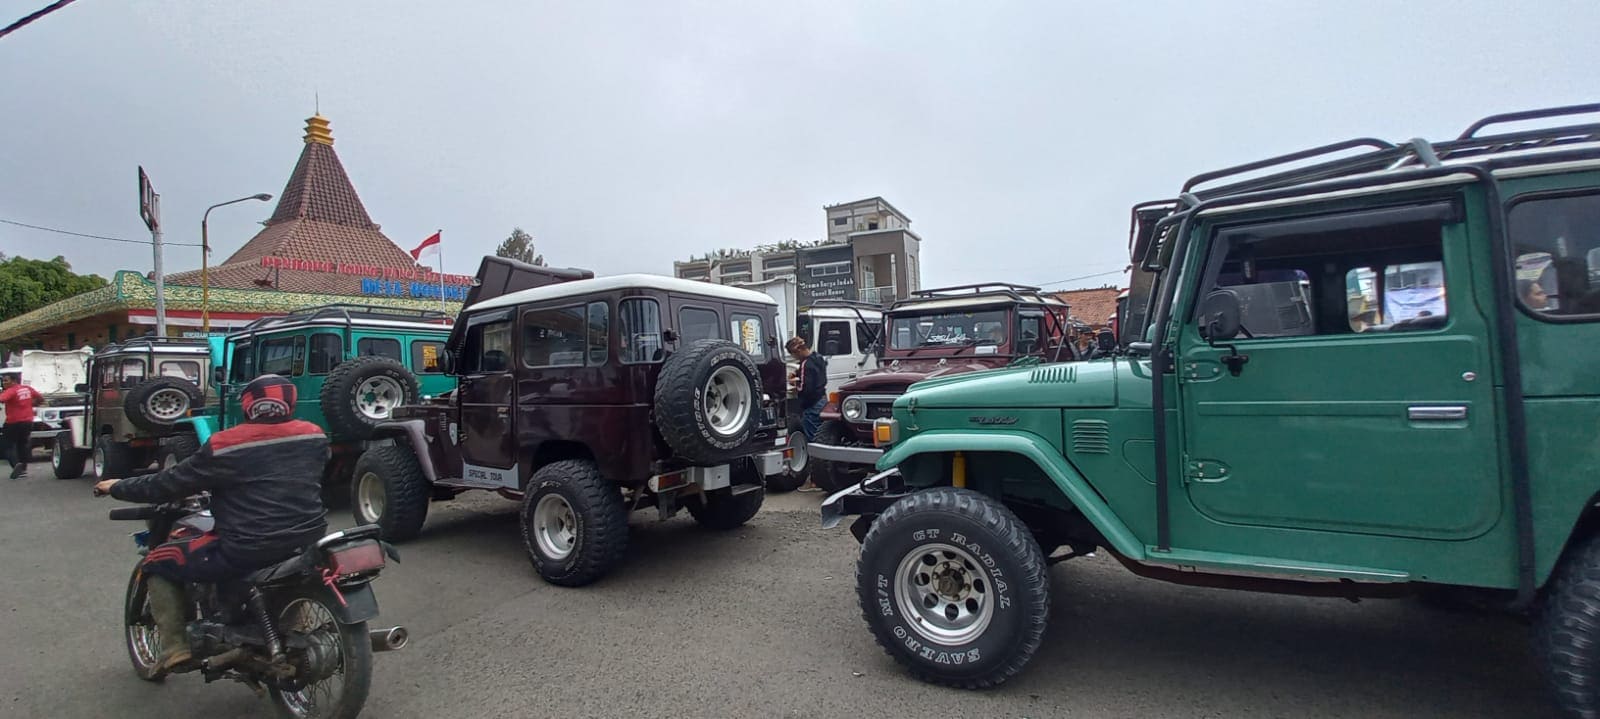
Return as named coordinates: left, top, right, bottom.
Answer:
left=787, top=432, right=808, bottom=473
left=533, top=494, right=578, bottom=561
left=356, top=471, right=385, bottom=523
left=702, top=366, right=752, bottom=437
left=145, top=388, right=190, bottom=422
left=93, top=446, right=106, bottom=477
left=51, top=441, right=62, bottom=469
left=275, top=597, right=348, bottom=718
left=893, top=542, right=996, bottom=646
left=126, top=580, right=161, bottom=673
left=356, top=377, right=404, bottom=420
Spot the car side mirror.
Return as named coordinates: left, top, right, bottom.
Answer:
left=662, top=329, right=679, bottom=344
left=212, top=367, right=226, bottom=385
left=1198, top=289, right=1243, bottom=341
left=439, top=351, right=455, bottom=375
left=1096, top=329, right=1116, bottom=353
left=74, top=383, right=89, bottom=394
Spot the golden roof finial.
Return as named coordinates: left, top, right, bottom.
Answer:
left=303, top=114, right=333, bottom=146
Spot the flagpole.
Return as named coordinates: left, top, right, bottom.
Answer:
left=436, top=229, right=447, bottom=315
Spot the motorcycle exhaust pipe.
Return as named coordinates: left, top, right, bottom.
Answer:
left=370, top=626, right=408, bottom=652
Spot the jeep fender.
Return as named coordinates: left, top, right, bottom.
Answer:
left=877, top=430, right=1146, bottom=561
left=367, top=420, right=439, bottom=484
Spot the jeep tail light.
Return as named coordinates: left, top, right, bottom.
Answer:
left=327, top=540, right=386, bottom=576
left=648, top=472, right=686, bottom=493
left=873, top=418, right=898, bottom=447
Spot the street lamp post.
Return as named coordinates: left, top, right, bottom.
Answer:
left=201, top=193, right=273, bottom=333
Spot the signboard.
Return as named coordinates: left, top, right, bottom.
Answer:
left=360, top=278, right=470, bottom=301
left=138, top=166, right=159, bottom=231
left=797, top=244, right=857, bottom=306
left=259, top=256, right=474, bottom=286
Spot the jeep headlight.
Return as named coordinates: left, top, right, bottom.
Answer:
left=38, top=409, right=58, bottom=423
left=841, top=396, right=865, bottom=421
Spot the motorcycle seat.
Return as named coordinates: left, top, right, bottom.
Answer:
left=244, top=550, right=318, bottom=586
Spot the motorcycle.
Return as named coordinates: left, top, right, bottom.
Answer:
left=108, top=493, right=406, bottom=719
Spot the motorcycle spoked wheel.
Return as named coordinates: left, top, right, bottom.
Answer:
left=266, top=593, right=373, bottom=719
left=123, top=566, right=167, bottom=682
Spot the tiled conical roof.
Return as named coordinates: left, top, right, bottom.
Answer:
left=167, top=115, right=426, bottom=295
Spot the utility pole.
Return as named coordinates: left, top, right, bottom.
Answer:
left=139, top=167, right=166, bottom=337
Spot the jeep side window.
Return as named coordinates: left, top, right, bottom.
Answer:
left=855, top=320, right=878, bottom=352
left=411, top=341, right=445, bottom=374
left=620, top=298, right=663, bottom=364
left=522, top=305, right=587, bottom=368
left=357, top=337, right=402, bottom=361
left=308, top=333, right=342, bottom=375
left=158, top=360, right=201, bottom=383
left=586, top=302, right=609, bottom=366
left=230, top=342, right=254, bottom=383
left=678, top=307, right=721, bottom=346
left=259, top=336, right=297, bottom=376
left=730, top=313, right=764, bottom=358
left=464, top=320, right=513, bottom=374
left=817, top=321, right=851, bottom=356
left=1200, top=215, right=1446, bottom=338
left=1508, top=192, right=1600, bottom=317
left=796, top=315, right=814, bottom=346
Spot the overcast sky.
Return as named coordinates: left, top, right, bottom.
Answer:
left=1, top=1, right=1595, bottom=293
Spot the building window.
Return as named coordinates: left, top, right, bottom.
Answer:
left=810, top=262, right=850, bottom=278
left=867, top=220, right=879, bottom=231
left=522, top=305, right=588, bottom=368
left=621, top=298, right=663, bottom=364
left=308, top=333, right=343, bottom=375
left=357, top=337, right=402, bottom=361
left=833, top=217, right=848, bottom=226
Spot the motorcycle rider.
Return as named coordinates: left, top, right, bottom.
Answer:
left=95, top=374, right=329, bottom=672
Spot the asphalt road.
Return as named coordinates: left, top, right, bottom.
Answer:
left=0, top=455, right=1563, bottom=719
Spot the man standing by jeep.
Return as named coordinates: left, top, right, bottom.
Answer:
left=0, top=372, right=38, bottom=479
left=787, top=337, right=829, bottom=492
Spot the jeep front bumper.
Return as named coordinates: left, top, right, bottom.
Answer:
left=807, top=442, right=883, bottom=465
left=819, top=468, right=906, bottom=533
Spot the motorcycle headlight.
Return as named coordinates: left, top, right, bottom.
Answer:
left=841, top=396, right=865, bottom=421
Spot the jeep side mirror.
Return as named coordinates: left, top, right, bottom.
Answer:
left=74, top=383, right=89, bottom=394
left=1198, top=289, right=1243, bottom=341
left=213, top=367, right=226, bottom=385
left=439, top=350, right=455, bottom=375
left=1096, top=329, right=1116, bottom=352
left=662, top=329, right=679, bottom=344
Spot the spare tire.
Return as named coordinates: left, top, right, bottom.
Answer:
left=654, top=339, right=762, bottom=464
left=321, top=356, right=419, bottom=440
left=123, top=377, right=204, bottom=433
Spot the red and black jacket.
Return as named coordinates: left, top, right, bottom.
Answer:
left=111, top=420, right=330, bottom=565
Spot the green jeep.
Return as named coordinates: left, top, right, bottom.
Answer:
left=822, top=103, right=1600, bottom=716
left=193, top=304, right=456, bottom=485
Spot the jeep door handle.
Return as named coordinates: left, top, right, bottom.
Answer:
left=1408, top=405, right=1467, bottom=421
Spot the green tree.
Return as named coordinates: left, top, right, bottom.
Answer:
left=0, top=255, right=108, bottom=320
left=494, top=227, right=546, bottom=266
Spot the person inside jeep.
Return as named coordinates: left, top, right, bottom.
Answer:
left=92, top=375, right=330, bottom=672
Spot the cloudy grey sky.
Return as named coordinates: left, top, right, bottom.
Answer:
left=1, top=1, right=1595, bottom=292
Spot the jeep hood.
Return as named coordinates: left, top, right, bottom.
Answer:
left=847, top=359, right=1002, bottom=393
left=898, top=359, right=1122, bottom=409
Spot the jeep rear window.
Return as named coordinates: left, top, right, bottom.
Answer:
left=308, top=333, right=342, bottom=375
left=678, top=307, right=722, bottom=346
left=1508, top=192, right=1600, bottom=319
left=522, top=306, right=588, bottom=368
left=357, top=337, right=402, bottom=361
left=411, top=341, right=445, bottom=374
left=621, top=299, right=663, bottom=364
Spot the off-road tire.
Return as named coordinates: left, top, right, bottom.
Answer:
left=158, top=434, right=201, bottom=470
left=654, top=339, right=763, bottom=465
left=123, top=377, right=204, bottom=433
left=1536, top=534, right=1600, bottom=717
left=688, top=459, right=766, bottom=530
left=856, top=487, right=1050, bottom=689
left=765, top=431, right=808, bottom=493
left=350, top=445, right=432, bottom=542
left=96, top=435, right=141, bottom=479
left=520, top=459, right=628, bottom=587
left=51, top=431, right=89, bottom=479
left=320, top=357, right=419, bottom=441
left=806, top=420, right=855, bottom=493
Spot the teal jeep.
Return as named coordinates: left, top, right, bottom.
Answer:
left=822, top=103, right=1600, bottom=716
left=194, top=304, right=456, bottom=484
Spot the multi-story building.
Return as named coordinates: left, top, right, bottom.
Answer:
left=672, top=196, right=922, bottom=307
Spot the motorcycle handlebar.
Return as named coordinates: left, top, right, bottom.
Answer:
left=108, top=506, right=158, bottom=521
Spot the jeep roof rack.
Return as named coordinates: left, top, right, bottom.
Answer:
left=96, top=336, right=211, bottom=355
left=236, top=303, right=455, bottom=334
left=804, top=298, right=885, bottom=311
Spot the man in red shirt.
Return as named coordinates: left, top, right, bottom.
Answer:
left=0, top=372, right=38, bottom=479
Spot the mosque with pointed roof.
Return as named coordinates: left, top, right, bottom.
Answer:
left=0, top=115, right=465, bottom=350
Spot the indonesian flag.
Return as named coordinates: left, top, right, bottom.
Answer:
left=410, top=231, right=441, bottom=261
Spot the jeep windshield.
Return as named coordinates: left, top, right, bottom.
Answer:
left=889, top=309, right=1008, bottom=351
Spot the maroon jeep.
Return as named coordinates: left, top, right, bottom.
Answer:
left=351, top=258, right=792, bottom=587
left=803, top=283, right=1074, bottom=490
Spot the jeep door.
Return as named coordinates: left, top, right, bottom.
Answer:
left=455, top=312, right=519, bottom=488
left=1175, top=198, right=1502, bottom=542
left=218, top=339, right=255, bottom=429
left=516, top=299, right=618, bottom=474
